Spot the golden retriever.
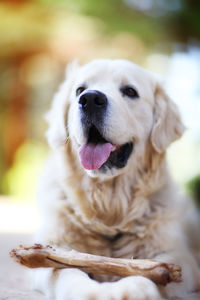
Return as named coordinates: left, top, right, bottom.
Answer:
left=32, top=59, right=200, bottom=299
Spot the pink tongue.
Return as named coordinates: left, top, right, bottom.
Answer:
left=79, top=143, right=116, bottom=170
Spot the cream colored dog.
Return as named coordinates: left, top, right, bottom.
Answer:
left=32, top=59, right=200, bottom=300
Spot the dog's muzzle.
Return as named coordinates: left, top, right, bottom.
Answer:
left=78, top=90, right=133, bottom=172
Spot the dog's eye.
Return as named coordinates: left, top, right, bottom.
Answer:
left=76, top=86, right=86, bottom=96
left=120, top=86, right=139, bottom=99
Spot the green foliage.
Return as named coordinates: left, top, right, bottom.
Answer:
left=186, top=175, right=200, bottom=209
left=1, top=0, right=199, bottom=58
left=36, top=0, right=200, bottom=45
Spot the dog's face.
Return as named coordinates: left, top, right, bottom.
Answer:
left=68, top=60, right=155, bottom=178
left=47, top=59, right=184, bottom=179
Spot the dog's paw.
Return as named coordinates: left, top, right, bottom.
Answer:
left=102, top=276, right=161, bottom=300
left=55, top=271, right=161, bottom=300
left=55, top=279, right=103, bottom=300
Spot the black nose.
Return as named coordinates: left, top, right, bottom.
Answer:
left=79, top=90, right=107, bottom=114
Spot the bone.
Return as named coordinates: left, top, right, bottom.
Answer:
left=10, top=244, right=182, bottom=286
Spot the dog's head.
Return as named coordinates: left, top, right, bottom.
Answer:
left=46, top=59, right=185, bottom=179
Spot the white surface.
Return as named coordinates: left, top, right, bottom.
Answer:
left=0, top=198, right=40, bottom=233
left=0, top=233, right=45, bottom=300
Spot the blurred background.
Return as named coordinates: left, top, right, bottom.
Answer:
left=0, top=0, right=200, bottom=234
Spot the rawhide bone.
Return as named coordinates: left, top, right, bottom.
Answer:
left=10, top=244, right=182, bottom=286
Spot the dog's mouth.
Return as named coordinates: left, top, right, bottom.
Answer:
left=79, top=126, right=133, bottom=171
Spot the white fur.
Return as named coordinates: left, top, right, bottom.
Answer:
left=32, top=59, right=200, bottom=300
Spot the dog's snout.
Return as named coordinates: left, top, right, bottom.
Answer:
left=79, top=90, right=107, bottom=114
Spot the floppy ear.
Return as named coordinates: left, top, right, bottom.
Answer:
left=45, top=60, right=79, bottom=149
left=150, top=83, right=185, bottom=153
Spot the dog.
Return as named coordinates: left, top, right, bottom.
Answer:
left=32, top=59, right=200, bottom=299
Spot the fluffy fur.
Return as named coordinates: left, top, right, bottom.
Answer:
left=32, top=59, right=200, bottom=300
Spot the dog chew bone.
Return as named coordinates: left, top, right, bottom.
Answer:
left=10, top=244, right=181, bottom=286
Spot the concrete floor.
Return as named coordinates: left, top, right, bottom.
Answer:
left=0, top=233, right=45, bottom=300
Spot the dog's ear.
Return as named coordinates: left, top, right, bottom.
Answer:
left=150, top=82, right=185, bottom=153
left=45, top=60, right=79, bottom=149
